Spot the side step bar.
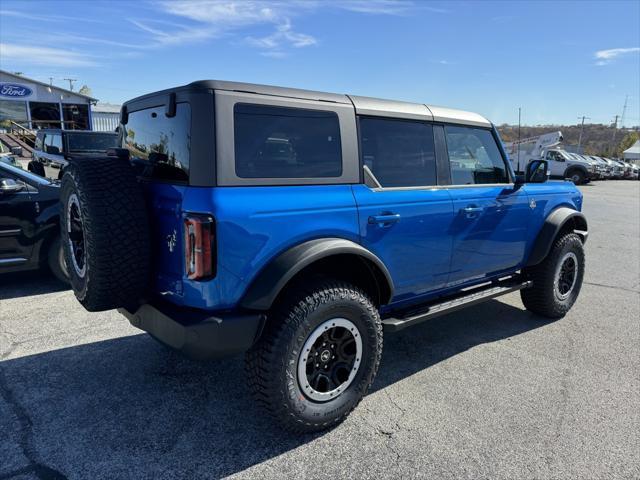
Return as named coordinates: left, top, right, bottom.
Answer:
left=382, top=278, right=532, bottom=332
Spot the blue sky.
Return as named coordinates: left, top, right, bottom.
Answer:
left=1, top=0, right=639, bottom=126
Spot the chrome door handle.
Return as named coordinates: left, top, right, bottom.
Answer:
left=368, top=213, right=401, bottom=226
left=460, top=206, right=483, bottom=213
left=460, top=205, right=483, bottom=218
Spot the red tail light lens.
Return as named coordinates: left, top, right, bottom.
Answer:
left=184, top=216, right=215, bottom=280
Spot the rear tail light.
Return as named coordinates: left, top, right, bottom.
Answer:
left=184, top=215, right=215, bottom=280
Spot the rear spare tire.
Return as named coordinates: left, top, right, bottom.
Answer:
left=60, top=157, right=150, bottom=312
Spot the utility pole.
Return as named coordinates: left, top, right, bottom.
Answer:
left=48, top=77, right=54, bottom=86
left=610, top=115, right=620, bottom=156
left=620, top=94, right=629, bottom=128
left=517, top=107, right=522, bottom=173
left=577, top=115, right=590, bottom=154
left=64, top=78, right=77, bottom=91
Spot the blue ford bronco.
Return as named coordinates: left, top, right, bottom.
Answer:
left=60, top=81, right=587, bottom=432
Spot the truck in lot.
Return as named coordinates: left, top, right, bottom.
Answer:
left=505, top=131, right=596, bottom=184
left=60, top=81, right=588, bottom=432
left=29, top=130, right=119, bottom=179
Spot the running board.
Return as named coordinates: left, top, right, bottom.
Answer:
left=382, top=278, right=532, bottom=332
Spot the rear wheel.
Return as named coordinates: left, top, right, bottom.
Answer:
left=246, top=279, right=382, bottom=432
left=567, top=169, right=585, bottom=185
left=521, top=233, right=585, bottom=318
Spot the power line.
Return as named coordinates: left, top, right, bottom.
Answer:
left=63, top=78, right=77, bottom=91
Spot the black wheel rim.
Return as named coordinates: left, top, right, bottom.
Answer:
left=298, top=318, right=362, bottom=402
left=555, top=252, right=578, bottom=299
left=67, top=194, right=86, bottom=277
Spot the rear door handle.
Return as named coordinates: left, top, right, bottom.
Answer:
left=368, top=213, right=401, bottom=226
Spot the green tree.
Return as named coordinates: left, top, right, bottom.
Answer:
left=78, top=85, right=92, bottom=96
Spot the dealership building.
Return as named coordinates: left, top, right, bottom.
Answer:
left=0, top=70, right=97, bottom=130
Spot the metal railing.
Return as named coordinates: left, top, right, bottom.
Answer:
left=8, top=121, right=36, bottom=147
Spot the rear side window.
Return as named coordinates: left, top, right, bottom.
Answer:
left=234, top=103, right=342, bottom=178
left=123, top=103, right=191, bottom=182
left=359, top=117, right=436, bottom=188
left=445, top=126, right=508, bottom=185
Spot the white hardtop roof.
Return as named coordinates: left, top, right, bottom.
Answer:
left=144, top=80, right=493, bottom=128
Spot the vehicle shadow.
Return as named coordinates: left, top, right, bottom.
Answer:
left=0, top=271, right=70, bottom=301
left=0, top=300, right=551, bottom=479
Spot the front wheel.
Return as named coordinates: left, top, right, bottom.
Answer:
left=521, top=233, right=585, bottom=318
left=245, top=280, right=382, bottom=433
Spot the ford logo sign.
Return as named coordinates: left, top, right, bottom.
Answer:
left=0, top=83, right=33, bottom=98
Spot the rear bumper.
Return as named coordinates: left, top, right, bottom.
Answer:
left=118, top=303, right=266, bottom=360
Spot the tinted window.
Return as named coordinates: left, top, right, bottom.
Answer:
left=234, top=104, right=342, bottom=179
left=445, top=126, right=508, bottom=185
left=360, top=117, right=436, bottom=188
left=45, top=133, right=62, bottom=154
left=67, top=133, right=118, bottom=153
left=123, top=103, right=191, bottom=182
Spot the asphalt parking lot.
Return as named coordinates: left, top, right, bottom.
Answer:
left=1, top=180, right=638, bottom=480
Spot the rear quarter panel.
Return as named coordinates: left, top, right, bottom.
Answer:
left=175, top=185, right=360, bottom=310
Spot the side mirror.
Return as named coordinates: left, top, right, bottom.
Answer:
left=525, top=159, right=548, bottom=183
left=0, top=178, right=24, bottom=194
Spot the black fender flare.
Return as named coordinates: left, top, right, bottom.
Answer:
left=240, top=238, right=394, bottom=310
left=526, top=207, right=588, bottom=267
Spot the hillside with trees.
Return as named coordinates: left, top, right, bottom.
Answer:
left=497, top=124, right=639, bottom=157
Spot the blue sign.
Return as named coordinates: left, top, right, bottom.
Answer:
left=0, top=83, right=33, bottom=98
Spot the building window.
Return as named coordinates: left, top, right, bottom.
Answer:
left=0, top=99, right=28, bottom=127
left=63, top=104, right=89, bottom=130
left=30, top=102, right=61, bottom=129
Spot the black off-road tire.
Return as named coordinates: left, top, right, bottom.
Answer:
left=60, top=157, right=150, bottom=312
left=47, top=236, right=69, bottom=284
left=246, top=279, right=383, bottom=433
left=28, top=161, right=45, bottom=177
left=521, top=233, right=585, bottom=319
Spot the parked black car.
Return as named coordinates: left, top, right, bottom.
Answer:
left=0, top=162, right=67, bottom=282
left=28, top=129, right=119, bottom=179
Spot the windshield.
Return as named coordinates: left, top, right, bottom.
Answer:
left=67, top=133, right=118, bottom=153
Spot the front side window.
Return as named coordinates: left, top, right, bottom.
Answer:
left=123, top=103, right=191, bottom=182
left=445, top=126, right=508, bottom=185
left=46, top=133, right=62, bottom=154
left=234, top=103, right=342, bottom=179
left=360, top=117, right=436, bottom=188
